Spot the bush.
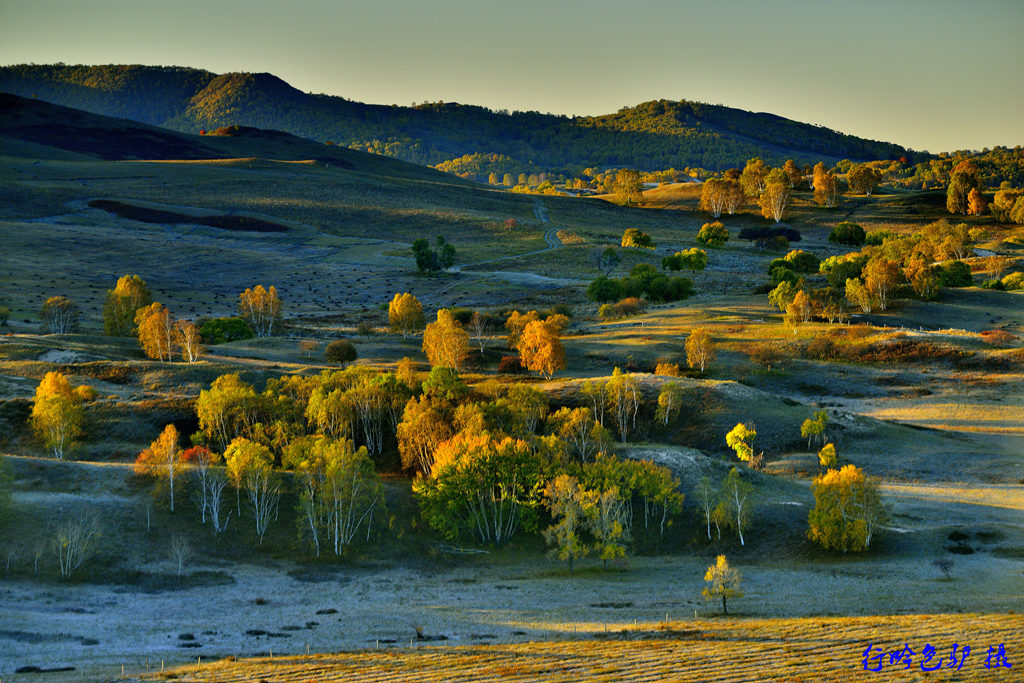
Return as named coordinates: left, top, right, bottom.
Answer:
left=696, top=221, right=729, bottom=247
left=829, top=222, right=866, bottom=245
left=621, top=228, right=655, bottom=249
left=1002, top=272, right=1024, bottom=290
left=324, top=339, right=357, bottom=365
left=447, top=307, right=474, bottom=325
left=864, top=230, right=892, bottom=246
left=653, top=362, right=681, bottom=376
left=198, top=317, right=253, bottom=345
left=756, top=236, right=790, bottom=251
left=938, top=260, right=973, bottom=288
left=598, top=303, right=617, bottom=321
left=784, top=250, right=820, bottom=273
left=770, top=266, right=799, bottom=286
left=587, top=276, right=623, bottom=303
left=981, top=278, right=1005, bottom=290
left=615, top=297, right=646, bottom=317
left=498, top=355, right=525, bottom=374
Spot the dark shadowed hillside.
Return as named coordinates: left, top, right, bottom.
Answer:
left=0, top=64, right=911, bottom=176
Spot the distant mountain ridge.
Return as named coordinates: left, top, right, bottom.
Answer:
left=0, top=64, right=913, bottom=175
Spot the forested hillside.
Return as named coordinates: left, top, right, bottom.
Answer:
left=0, top=64, right=910, bottom=176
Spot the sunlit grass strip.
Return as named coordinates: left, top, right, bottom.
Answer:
left=143, top=613, right=1023, bottom=682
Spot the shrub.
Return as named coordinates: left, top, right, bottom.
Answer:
left=654, top=362, right=682, bottom=376
left=864, top=230, right=892, bottom=246
left=770, top=266, right=799, bottom=287
left=784, top=250, right=820, bottom=273
left=1002, top=272, right=1024, bottom=290
left=598, top=303, right=617, bottom=321
left=696, top=221, right=729, bottom=247
left=749, top=342, right=790, bottom=370
left=324, top=339, right=357, bottom=365
left=621, top=228, right=655, bottom=249
left=498, top=355, right=525, bottom=374
left=981, top=278, right=1005, bottom=290
left=587, top=276, right=623, bottom=303
left=756, top=236, right=790, bottom=251
left=615, top=297, right=646, bottom=317
left=829, top=222, right=866, bottom=245
left=938, top=260, right=973, bottom=288
left=447, top=307, right=474, bottom=325
left=198, top=317, right=253, bottom=345
left=980, top=329, right=1017, bottom=346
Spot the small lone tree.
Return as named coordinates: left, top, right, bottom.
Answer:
left=697, top=221, right=729, bottom=247
left=702, top=554, right=743, bottom=615
left=237, top=285, right=282, bottom=337
left=807, top=464, right=885, bottom=553
left=170, top=534, right=192, bottom=577
left=52, top=516, right=99, bottom=579
left=325, top=339, right=358, bottom=366
left=686, top=328, right=715, bottom=373
left=30, top=372, right=85, bottom=460
left=621, top=228, right=654, bottom=250
left=720, top=467, right=754, bottom=545
left=725, top=422, right=756, bottom=463
left=818, top=443, right=837, bottom=471
left=41, top=296, right=78, bottom=334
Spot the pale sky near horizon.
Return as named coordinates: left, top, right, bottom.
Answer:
left=1, top=0, right=1021, bottom=153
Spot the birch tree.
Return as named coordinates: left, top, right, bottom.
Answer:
left=135, top=424, right=186, bottom=512
left=238, top=285, right=282, bottom=338
left=225, top=437, right=280, bottom=544
left=719, top=467, right=754, bottom=546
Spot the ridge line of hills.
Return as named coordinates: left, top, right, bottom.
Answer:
left=0, top=63, right=913, bottom=176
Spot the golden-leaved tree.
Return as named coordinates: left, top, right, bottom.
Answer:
left=135, top=302, right=175, bottom=361
left=103, top=274, right=152, bottom=336
left=30, top=371, right=85, bottom=459
left=225, top=437, right=279, bottom=544
left=702, top=554, right=743, bottom=614
left=516, top=318, right=565, bottom=379
left=422, top=309, right=469, bottom=369
left=685, top=328, right=715, bottom=373
left=387, top=292, right=425, bottom=338
left=807, top=464, right=885, bottom=552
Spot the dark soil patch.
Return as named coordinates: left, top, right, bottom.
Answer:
left=88, top=199, right=288, bottom=233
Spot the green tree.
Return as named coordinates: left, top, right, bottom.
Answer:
left=412, top=236, right=457, bottom=272
left=696, top=221, right=729, bottom=247
left=800, top=410, right=828, bottom=450
left=702, top=554, right=743, bottom=614
left=663, top=248, right=707, bottom=273
left=606, top=367, right=641, bottom=443
left=40, top=296, right=78, bottom=334
left=946, top=160, right=982, bottom=215
left=656, top=381, right=684, bottom=425
left=543, top=474, right=588, bottom=571
left=103, top=274, right=151, bottom=336
left=621, top=228, right=655, bottom=249
left=740, top=158, right=767, bottom=196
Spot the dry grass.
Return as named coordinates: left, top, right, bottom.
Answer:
left=142, top=613, right=1023, bottom=682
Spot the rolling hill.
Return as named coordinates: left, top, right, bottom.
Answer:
left=0, top=64, right=912, bottom=177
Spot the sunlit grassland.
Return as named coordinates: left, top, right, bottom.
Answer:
left=142, top=613, right=1023, bottom=683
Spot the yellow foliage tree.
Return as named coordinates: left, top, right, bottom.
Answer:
left=224, top=437, right=279, bottom=544
left=396, top=396, right=452, bottom=475
left=725, top=422, right=756, bottom=463
left=174, top=319, right=203, bottom=362
left=388, top=293, right=425, bottom=338
left=30, top=371, right=85, bottom=459
left=685, top=328, right=715, bottom=373
left=516, top=319, right=566, bottom=379
left=422, top=309, right=469, bottom=369
left=238, top=285, right=282, bottom=338
left=807, top=464, right=885, bottom=553
left=702, top=554, right=743, bottom=614
left=135, top=302, right=175, bottom=361
left=103, top=274, right=151, bottom=336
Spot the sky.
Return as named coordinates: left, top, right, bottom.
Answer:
left=1, top=0, right=1021, bottom=153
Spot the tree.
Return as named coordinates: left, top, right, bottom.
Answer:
left=759, top=170, right=790, bottom=223
left=325, top=339, right=358, bottom=365
left=782, top=159, right=802, bottom=188
left=828, top=222, right=865, bottom=245
left=702, top=555, right=743, bottom=615
left=655, top=381, right=684, bottom=426
left=135, top=302, right=175, bottom=361
left=583, top=485, right=630, bottom=569
left=863, top=258, right=901, bottom=311
left=181, top=446, right=220, bottom=524
left=195, top=374, right=261, bottom=451
left=547, top=406, right=608, bottom=462
left=818, top=443, right=837, bottom=471
left=103, top=275, right=151, bottom=336
left=720, top=467, right=754, bottom=545
left=412, top=236, right=456, bottom=272
left=516, top=318, right=566, bottom=379
left=768, top=280, right=799, bottom=311
left=946, top=160, right=982, bottom=215
left=543, top=474, right=588, bottom=571
left=135, top=424, right=186, bottom=512
left=696, top=221, right=729, bottom=247
left=725, top=422, right=756, bottom=463
left=967, top=188, right=986, bottom=216
left=700, top=178, right=728, bottom=217
left=663, top=248, right=707, bottom=273
left=40, top=296, right=78, bottom=334
left=686, top=328, right=715, bottom=373
left=397, top=396, right=452, bottom=475
left=800, top=410, right=828, bottom=450
left=694, top=476, right=717, bottom=540
left=174, top=319, right=203, bottom=362
left=812, top=162, right=839, bottom=208
left=740, top=158, right=767, bottom=196
left=724, top=178, right=744, bottom=214
left=845, top=277, right=875, bottom=313
left=414, top=432, right=547, bottom=544
left=614, top=169, right=643, bottom=205
left=606, top=367, right=641, bottom=442
left=621, top=228, right=654, bottom=249
left=468, top=311, right=491, bottom=352
left=848, top=164, right=882, bottom=196
left=52, top=516, right=99, bottom=579
left=224, top=437, right=280, bottom=544
left=422, top=309, right=470, bottom=370
left=807, top=464, right=885, bottom=552
left=238, top=285, right=282, bottom=338
left=30, top=371, right=85, bottom=459
left=170, top=534, right=192, bottom=577
left=597, top=247, right=621, bottom=276
left=784, top=290, right=813, bottom=332
left=388, top=293, right=425, bottom=338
